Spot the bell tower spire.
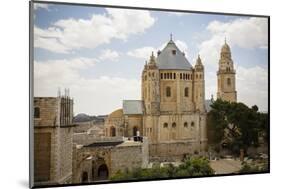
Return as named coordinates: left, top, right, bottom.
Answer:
left=217, top=40, right=237, bottom=102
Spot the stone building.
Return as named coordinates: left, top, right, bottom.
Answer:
left=104, top=100, right=143, bottom=138
left=217, top=40, right=237, bottom=102
left=104, top=36, right=208, bottom=161
left=72, top=137, right=149, bottom=183
left=33, top=96, right=75, bottom=186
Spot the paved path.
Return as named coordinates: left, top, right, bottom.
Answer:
left=210, top=159, right=242, bottom=174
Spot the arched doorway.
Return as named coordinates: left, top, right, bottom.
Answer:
left=133, top=126, right=138, bottom=136
left=81, top=172, right=88, bottom=182
left=110, top=126, right=116, bottom=137
left=97, top=164, right=109, bottom=180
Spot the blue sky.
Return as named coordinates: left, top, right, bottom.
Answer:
left=33, top=2, right=268, bottom=115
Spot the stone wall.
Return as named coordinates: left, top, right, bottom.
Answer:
left=110, top=142, right=147, bottom=175
left=34, top=97, right=58, bottom=127
left=149, top=141, right=200, bottom=162
left=33, top=97, right=74, bottom=186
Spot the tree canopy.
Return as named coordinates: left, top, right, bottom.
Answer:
left=110, top=157, right=214, bottom=181
left=208, top=99, right=268, bottom=154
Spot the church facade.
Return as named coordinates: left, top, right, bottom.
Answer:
left=104, top=37, right=236, bottom=161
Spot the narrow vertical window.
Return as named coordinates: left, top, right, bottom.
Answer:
left=166, top=86, right=171, bottom=97
left=184, top=87, right=189, bottom=97
left=227, top=78, right=231, bottom=86
left=34, top=107, right=40, bottom=118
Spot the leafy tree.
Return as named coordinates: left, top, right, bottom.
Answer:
left=207, top=99, right=268, bottom=154
left=110, top=157, right=214, bottom=181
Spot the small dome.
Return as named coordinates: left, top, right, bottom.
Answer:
left=108, top=109, right=123, bottom=119
left=221, top=42, right=230, bottom=53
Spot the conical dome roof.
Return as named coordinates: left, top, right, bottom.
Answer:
left=156, top=39, right=192, bottom=70
left=221, top=39, right=231, bottom=53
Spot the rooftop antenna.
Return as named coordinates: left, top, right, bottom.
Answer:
left=170, top=33, right=173, bottom=40
left=224, top=36, right=227, bottom=44
left=57, top=87, right=61, bottom=97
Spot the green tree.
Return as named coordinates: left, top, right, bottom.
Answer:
left=208, top=99, right=268, bottom=154
left=110, top=157, right=214, bottom=181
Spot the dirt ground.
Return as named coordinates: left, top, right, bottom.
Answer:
left=210, top=159, right=242, bottom=174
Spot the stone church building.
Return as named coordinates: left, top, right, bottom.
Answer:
left=105, top=37, right=214, bottom=161
left=33, top=36, right=237, bottom=185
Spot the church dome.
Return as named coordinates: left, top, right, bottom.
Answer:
left=156, top=38, right=192, bottom=70
left=221, top=42, right=231, bottom=53
left=108, top=109, right=123, bottom=119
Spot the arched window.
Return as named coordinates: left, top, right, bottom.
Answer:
left=172, top=122, right=176, bottom=128
left=152, top=72, right=155, bottom=77
left=148, top=72, right=151, bottom=77
left=196, top=74, right=198, bottom=79
left=166, top=86, right=171, bottom=97
left=227, top=78, right=231, bottom=86
left=163, top=123, right=168, bottom=128
left=191, top=122, right=195, bottom=127
left=164, top=73, right=167, bottom=79
left=187, top=74, right=190, bottom=80
left=184, top=87, right=189, bottom=97
left=161, top=73, right=163, bottom=79
left=34, top=107, right=40, bottom=118
left=180, top=73, right=182, bottom=79
left=184, top=122, right=188, bottom=128
left=170, top=73, right=172, bottom=79
left=173, top=73, right=176, bottom=79
left=144, top=75, right=147, bottom=80
left=183, top=73, right=186, bottom=80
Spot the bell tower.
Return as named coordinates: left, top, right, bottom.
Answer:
left=194, top=55, right=206, bottom=112
left=141, top=52, right=160, bottom=115
left=217, top=39, right=237, bottom=102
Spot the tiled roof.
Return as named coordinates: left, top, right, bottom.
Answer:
left=156, top=39, right=193, bottom=70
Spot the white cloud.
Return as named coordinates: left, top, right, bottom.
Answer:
left=236, top=66, right=268, bottom=111
left=167, top=12, right=190, bottom=16
left=34, top=58, right=140, bottom=115
left=127, top=40, right=189, bottom=60
left=99, top=49, right=120, bottom=61
left=34, top=3, right=49, bottom=10
left=127, top=46, right=156, bottom=60
left=198, top=17, right=268, bottom=68
left=198, top=17, right=268, bottom=111
left=34, top=9, right=156, bottom=54
left=207, top=17, right=268, bottom=49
